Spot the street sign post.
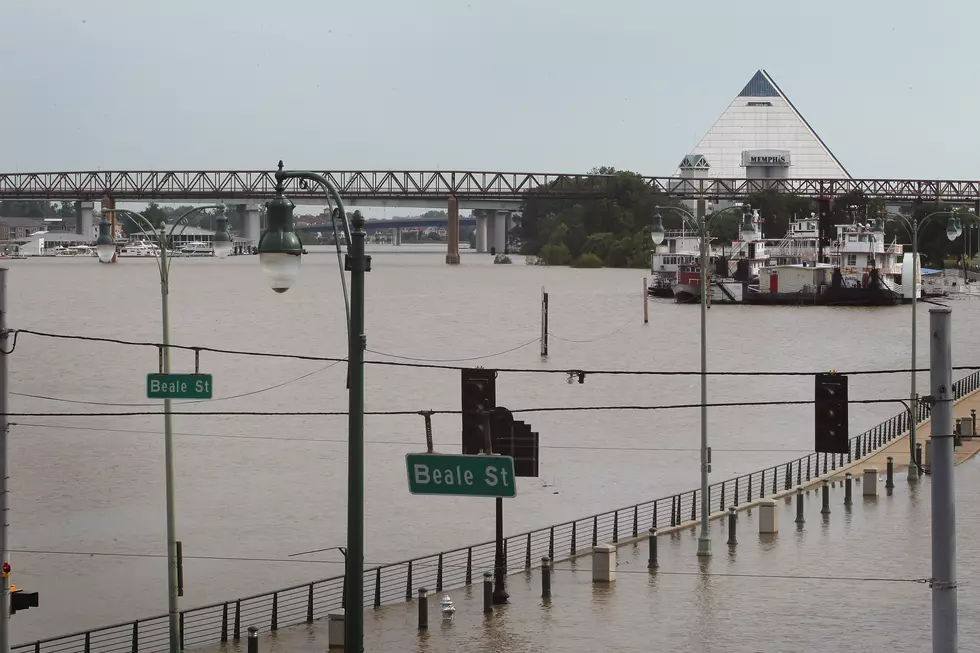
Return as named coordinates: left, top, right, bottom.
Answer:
left=405, top=453, right=516, bottom=498
left=146, top=374, right=213, bottom=400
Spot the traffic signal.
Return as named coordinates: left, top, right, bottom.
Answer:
left=488, top=408, right=539, bottom=478
left=461, top=368, right=496, bottom=455
left=10, top=588, right=38, bottom=615
left=815, top=373, right=848, bottom=453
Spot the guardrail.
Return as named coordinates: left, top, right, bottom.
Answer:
left=17, top=369, right=979, bottom=653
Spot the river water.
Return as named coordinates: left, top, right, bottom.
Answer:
left=6, top=246, right=979, bottom=642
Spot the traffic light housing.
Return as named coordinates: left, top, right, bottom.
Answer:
left=10, top=588, right=38, bottom=615
left=461, top=368, right=496, bottom=455
left=815, top=373, right=848, bottom=453
left=488, top=407, right=540, bottom=478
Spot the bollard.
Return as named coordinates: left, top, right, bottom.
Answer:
left=916, top=442, right=923, bottom=477
left=726, top=507, right=737, bottom=546
left=592, top=544, right=616, bottom=583
left=541, top=557, right=552, bottom=598
left=758, top=499, right=778, bottom=534
left=863, top=468, right=878, bottom=497
left=795, top=487, right=805, bottom=524
left=247, top=627, right=258, bottom=653
left=418, top=588, right=428, bottom=630
left=483, top=572, right=493, bottom=613
left=844, top=473, right=853, bottom=506
left=924, top=439, right=932, bottom=473
left=821, top=480, right=831, bottom=515
left=648, top=529, right=659, bottom=569
left=328, top=614, right=344, bottom=649
left=886, top=456, right=895, bottom=489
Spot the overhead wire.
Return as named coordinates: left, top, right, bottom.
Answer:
left=366, top=337, right=540, bottom=363
left=9, top=328, right=979, bottom=377
left=548, top=314, right=633, bottom=344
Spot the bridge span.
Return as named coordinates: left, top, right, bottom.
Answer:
left=6, top=169, right=980, bottom=263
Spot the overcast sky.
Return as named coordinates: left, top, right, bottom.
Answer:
left=2, top=0, right=977, bottom=184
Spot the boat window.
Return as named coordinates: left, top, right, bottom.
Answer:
left=847, top=254, right=857, bottom=267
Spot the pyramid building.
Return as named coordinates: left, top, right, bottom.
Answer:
left=677, top=70, right=850, bottom=180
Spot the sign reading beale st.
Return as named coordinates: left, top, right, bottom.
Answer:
left=405, top=453, right=517, bottom=498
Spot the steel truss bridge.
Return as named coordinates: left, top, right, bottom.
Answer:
left=3, top=170, right=980, bottom=203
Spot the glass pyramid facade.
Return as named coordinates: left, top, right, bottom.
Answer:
left=678, top=70, right=850, bottom=180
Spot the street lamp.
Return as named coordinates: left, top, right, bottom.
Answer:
left=881, top=208, right=962, bottom=481
left=97, top=204, right=226, bottom=653
left=256, top=161, right=368, bottom=653
left=654, top=202, right=754, bottom=558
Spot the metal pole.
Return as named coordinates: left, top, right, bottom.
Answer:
left=0, top=268, right=9, bottom=653
left=346, top=214, right=367, bottom=652
left=930, top=307, right=957, bottom=653
left=697, top=215, right=711, bottom=557
left=909, top=226, right=919, bottom=482
left=642, top=277, right=649, bottom=324
left=159, top=234, right=181, bottom=653
left=493, top=497, right=508, bottom=603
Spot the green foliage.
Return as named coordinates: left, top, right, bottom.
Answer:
left=571, top=252, right=603, bottom=268
left=0, top=201, right=54, bottom=219
left=519, top=167, right=680, bottom=268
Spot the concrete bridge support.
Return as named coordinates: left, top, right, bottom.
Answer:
left=244, top=204, right=261, bottom=246
left=445, top=196, right=460, bottom=264
left=475, top=214, right=488, bottom=253
left=393, top=228, right=402, bottom=246
left=76, top=201, right=94, bottom=238
left=492, top=210, right=507, bottom=254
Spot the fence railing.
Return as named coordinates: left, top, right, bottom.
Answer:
left=16, top=369, right=980, bottom=653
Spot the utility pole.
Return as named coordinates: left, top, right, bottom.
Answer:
left=930, top=307, right=957, bottom=653
left=0, top=268, right=10, bottom=653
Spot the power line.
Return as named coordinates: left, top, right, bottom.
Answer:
left=548, top=315, right=633, bottom=344
left=10, top=361, right=343, bottom=407
left=10, top=328, right=979, bottom=377
left=0, top=397, right=908, bottom=419
left=8, top=422, right=815, bottom=453
left=366, top=337, right=540, bottom=363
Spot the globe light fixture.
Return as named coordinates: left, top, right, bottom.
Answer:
left=651, top=209, right=666, bottom=246
left=740, top=207, right=759, bottom=243
left=95, top=218, right=116, bottom=263
left=257, top=193, right=304, bottom=293
left=946, top=216, right=961, bottom=242
left=212, top=214, right=234, bottom=259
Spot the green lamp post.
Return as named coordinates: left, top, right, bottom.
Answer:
left=257, top=162, right=369, bottom=653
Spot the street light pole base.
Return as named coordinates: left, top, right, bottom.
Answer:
left=696, top=534, right=712, bottom=558
left=492, top=586, right=509, bottom=605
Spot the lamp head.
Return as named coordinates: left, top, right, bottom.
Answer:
left=946, top=216, right=961, bottom=242
left=740, top=206, right=758, bottom=243
left=650, top=207, right=665, bottom=246
left=95, top=218, right=116, bottom=263
left=258, top=191, right=303, bottom=293
left=212, top=212, right=233, bottom=259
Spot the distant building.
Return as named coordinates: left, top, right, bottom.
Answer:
left=0, top=217, right=44, bottom=241
left=676, top=69, right=850, bottom=181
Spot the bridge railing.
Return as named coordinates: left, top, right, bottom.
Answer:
left=17, top=369, right=978, bottom=653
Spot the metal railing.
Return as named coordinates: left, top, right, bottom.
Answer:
left=17, top=369, right=979, bottom=653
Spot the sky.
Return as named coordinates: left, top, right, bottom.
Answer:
left=2, top=0, right=978, bottom=186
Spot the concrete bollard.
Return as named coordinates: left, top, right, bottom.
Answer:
left=726, top=507, right=737, bottom=546
left=541, top=557, right=552, bottom=598
left=483, top=572, right=493, bottom=613
left=844, top=473, right=853, bottom=506
left=328, top=614, right=345, bottom=649
left=758, top=498, right=778, bottom=534
left=647, top=529, right=659, bottom=569
left=820, top=480, right=831, bottom=515
left=886, top=457, right=895, bottom=489
left=924, top=440, right=932, bottom=473
left=418, top=588, right=428, bottom=630
left=795, top=487, right=805, bottom=524
left=916, top=442, right=924, bottom=476
left=247, top=627, right=258, bottom=653
left=863, top=468, right=877, bottom=497
left=592, top=544, right=616, bottom=583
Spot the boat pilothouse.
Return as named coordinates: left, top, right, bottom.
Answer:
left=826, top=218, right=904, bottom=288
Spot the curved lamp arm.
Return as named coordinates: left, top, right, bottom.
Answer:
left=275, top=169, right=351, bottom=245
left=164, top=204, right=226, bottom=275
left=658, top=204, right=748, bottom=234
left=101, top=209, right=167, bottom=279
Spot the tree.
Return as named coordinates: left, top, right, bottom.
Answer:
left=57, top=202, right=76, bottom=219
left=0, top=201, right=51, bottom=218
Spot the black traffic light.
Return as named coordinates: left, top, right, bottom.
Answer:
left=488, top=408, right=540, bottom=478
left=815, top=373, right=848, bottom=453
left=10, top=589, right=38, bottom=615
left=461, top=368, right=496, bottom=455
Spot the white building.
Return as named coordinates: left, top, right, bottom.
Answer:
left=676, top=69, right=850, bottom=181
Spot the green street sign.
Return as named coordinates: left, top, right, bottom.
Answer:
left=405, top=453, right=516, bottom=498
left=146, top=374, right=213, bottom=400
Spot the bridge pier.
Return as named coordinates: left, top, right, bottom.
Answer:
left=492, top=210, right=507, bottom=254
left=244, top=204, right=261, bottom=248
left=445, top=196, right=460, bottom=264
left=475, top=214, right=488, bottom=253
left=393, top=227, right=401, bottom=246
left=76, top=201, right=94, bottom=238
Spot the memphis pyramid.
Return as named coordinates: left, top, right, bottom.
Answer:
left=680, top=70, right=850, bottom=180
